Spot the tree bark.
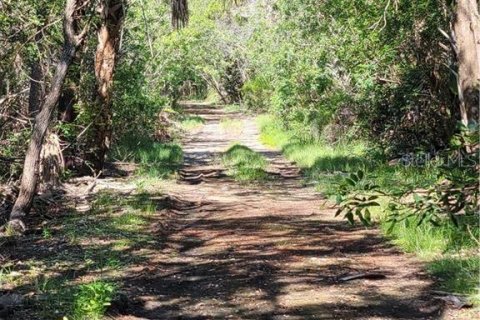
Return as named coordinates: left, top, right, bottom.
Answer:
left=28, top=60, right=45, bottom=117
left=454, top=0, right=480, bottom=124
left=8, top=0, right=90, bottom=231
left=171, top=0, right=189, bottom=29
left=86, top=0, right=124, bottom=172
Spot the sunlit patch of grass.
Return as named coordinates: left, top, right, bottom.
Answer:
left=72, top=280, right=117, bottom=320
left=112, top=212, right=148, bottom=231
left=179, top=115, right=205, bottom=132
left=220, top=117, right=244, bottom=134
left=382, top=220, right=453, bottom=259
left=257, top=114, right=439, bottom=196
left=134, top=176, right=168, bottom=192
left=32, top=273, right=119, bottom=319
left=257, top=114, right=292, bottom=148
left=113, top=238, right=135, bottom=250
left=64, top=209, right=153, bottom=246
left=427, top=256, right=480, bottom=305
left=0, top=265, right=18, bottom=288
left=257, top=114, right=368, bottom=194
left=222, top=144, right=267, bottom=182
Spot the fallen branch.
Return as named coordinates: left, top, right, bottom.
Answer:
left=84, top=170, right=102, bottom=194
left=339, top=272, right=386, bottom=282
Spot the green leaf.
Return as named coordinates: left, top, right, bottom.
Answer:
left=357, top=170, right=364, bottom=180
left=335, top=194, right=343, bottom=204
left=364, top=208, right=371, bottom=222
left=335, top=208, right=343, bottom=217
left=349, top=173, right=359, bottom=183
left=346, top=211, right=354, bottom=225
left=413, top=194, right=423, bottom=204
left=386, top=222, right=396, bottom=234
left=345, top=178, right=356, bottom=186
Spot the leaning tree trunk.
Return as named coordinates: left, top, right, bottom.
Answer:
left=454, top=0, right=480, bottom=124
left=28, top=60, right=45, bottom=117
left=27, top=20, right=49, bottom=117
left=86, top=0, right=124, bottom=172
left=8, top=0, right=91, bottom=231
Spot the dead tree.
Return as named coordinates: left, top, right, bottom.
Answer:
left=8, top=0, right=92, bottom=231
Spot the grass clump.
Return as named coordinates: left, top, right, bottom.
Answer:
left=179, top=115, right=205, bottom=131
left=220, top=117, right=244, bottom=134
left=111, top=135, right=183, bottom=178
left=72, top=280, right=117, bottom=320
left=381, top=217, right=479, bottom=259
left=224, top=104, right=244, bottom=113
left=222, top=144, right=267, bottom=182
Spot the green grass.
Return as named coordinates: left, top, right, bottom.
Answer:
left=73, top=281, right=117, bottom=320
left=381, top=218, right=479, bottom=258
left=224, top=104, right=244, bottom=113
left=219, top=117, right=244, bottom=133
left=0, top=189, right=167, bottom=319
left=427, top=257, right=480, bottom=304
left=3, top=133, right=181, bottom=319
left=257, top=114, right=480, bottom=305
left=111, top=136, right=183, bottom=178
left=257, top=114, right=439, bottom=195
left=222, top=144, right=267, bottom=182
left=179, top=115, right=205, bottom=131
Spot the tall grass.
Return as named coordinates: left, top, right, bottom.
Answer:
left=257, top=115, right=440, bottom=195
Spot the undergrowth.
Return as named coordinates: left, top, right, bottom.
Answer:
left=111, top=135, right=183, bottom=177
left=0, top=190, right=165, bottom=319
left=257, top=114, right=480, bottom=305
left=1, top=134, right=183, bottom=319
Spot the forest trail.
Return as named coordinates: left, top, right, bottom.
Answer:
left=115, top=104, right=442, bottom=320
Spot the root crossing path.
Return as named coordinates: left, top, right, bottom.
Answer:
left=118, top=104, right=441, bottom=320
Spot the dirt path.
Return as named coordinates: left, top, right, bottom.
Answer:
left=117, top=104, right=442, bottom=320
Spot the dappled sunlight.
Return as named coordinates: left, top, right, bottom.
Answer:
left=2, top=104, right=470, bottom=319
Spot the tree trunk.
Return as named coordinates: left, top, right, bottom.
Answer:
left=454, top=0, right=480, bottom=124
left=8, top=0, right=90, bottom=231
left=28, top=60, right=45, bottom=117
left=86, top=0, right=124, bottom=172
left=171, top=0, right=189, bottom=29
